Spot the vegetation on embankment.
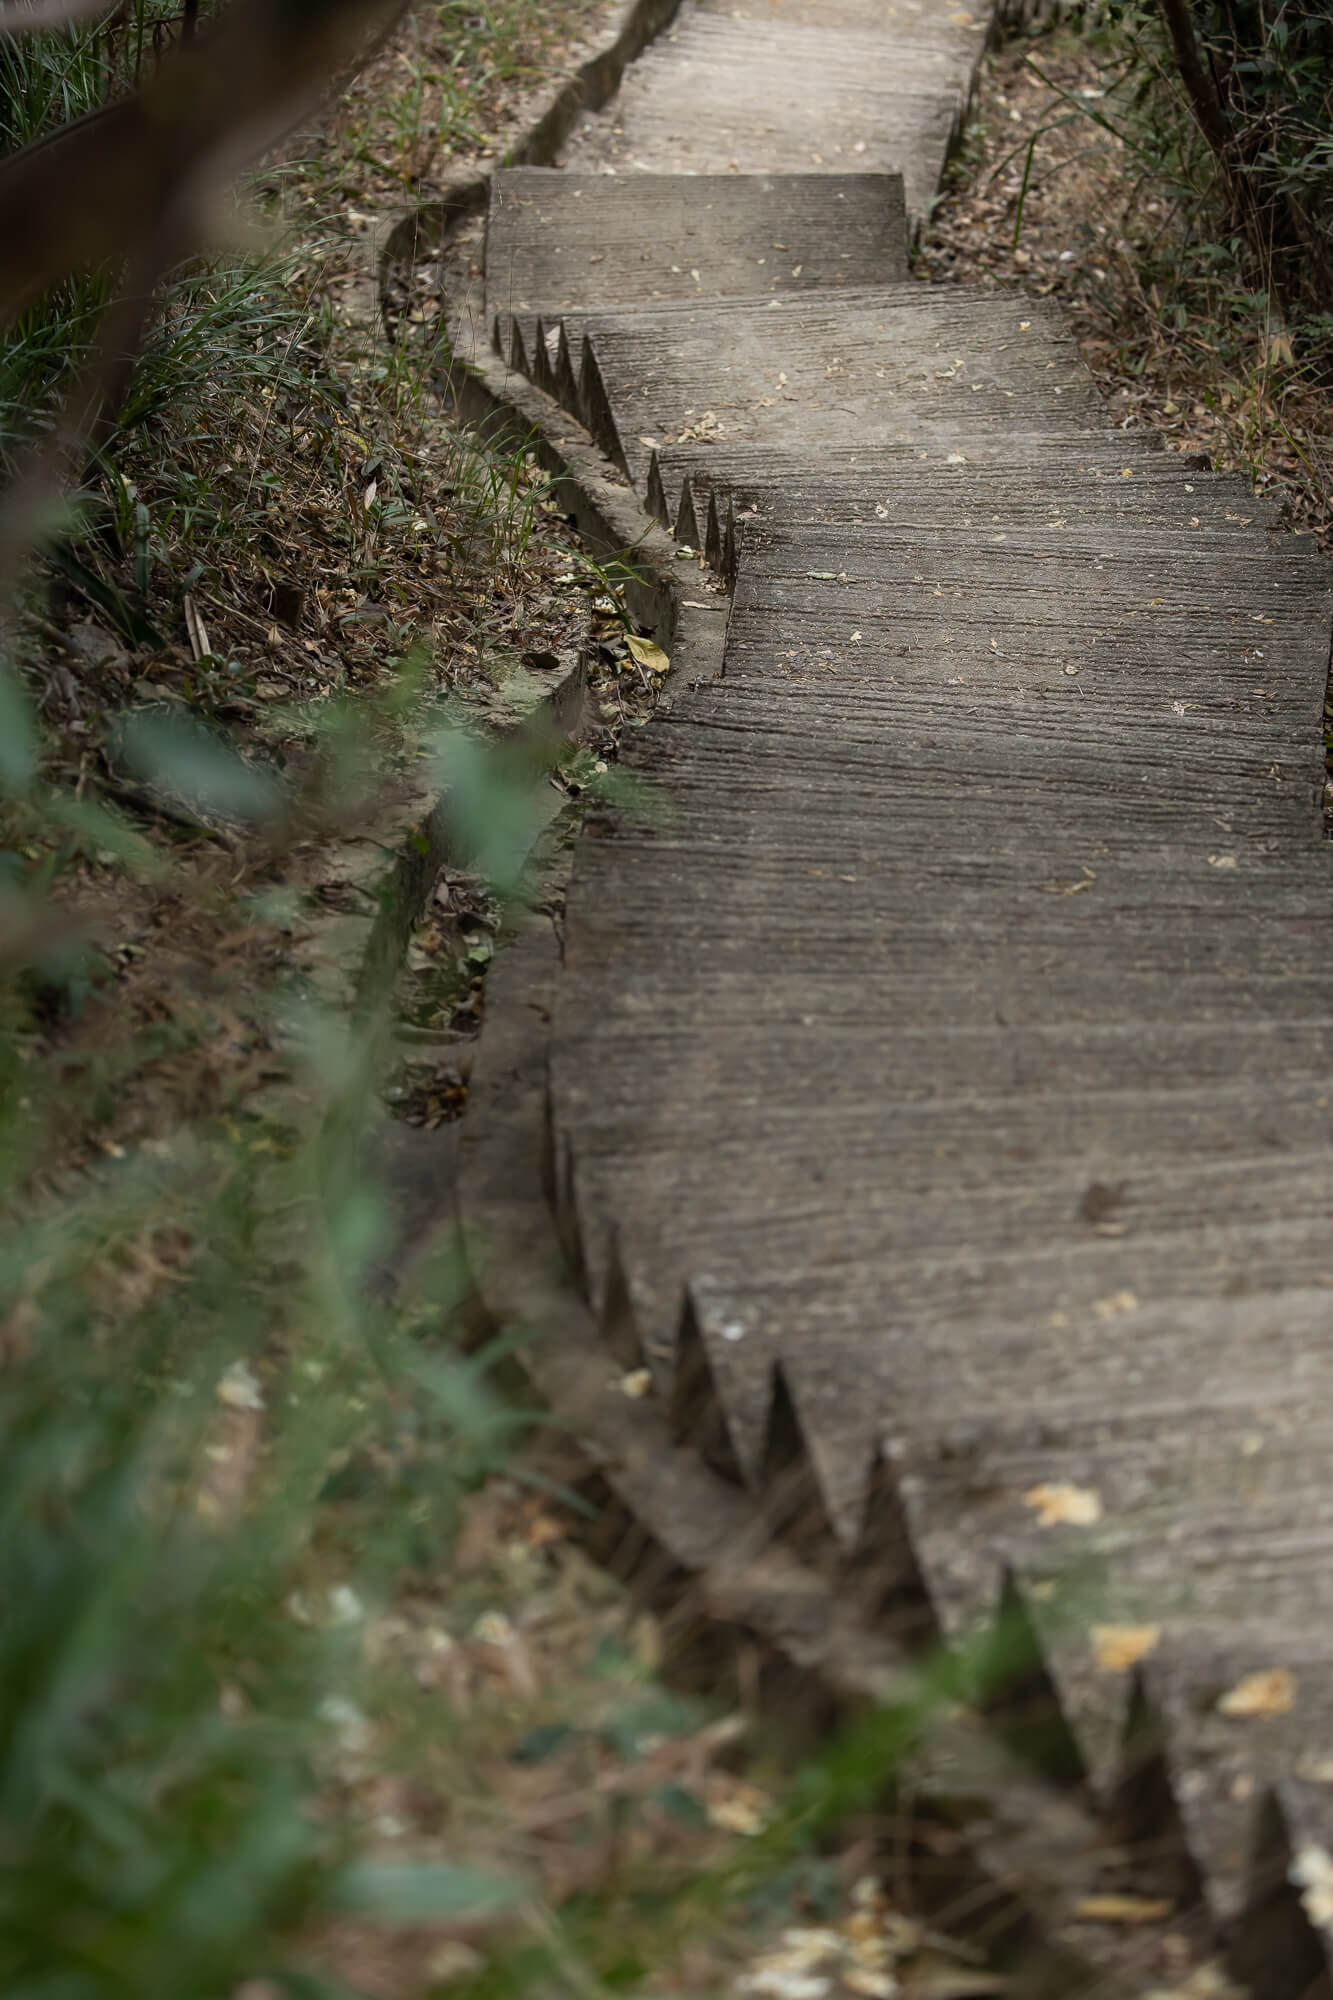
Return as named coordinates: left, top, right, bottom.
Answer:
left=0, top=7, right=802, bottom=1995
left=919, top=0, right=1331, bottom=812
left=921, top=4, right=1330, bottom=550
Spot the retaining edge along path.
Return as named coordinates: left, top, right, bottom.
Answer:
left=383, top=0, right=1333, bottom=1989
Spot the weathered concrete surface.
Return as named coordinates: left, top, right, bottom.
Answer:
left=498, top=287, right=1108, bottom=486
left=548, top=522, right=1333, bottom=1949
left=556, top=0, right=991, bottom=229
left=486, top=170, right=908, bottom=314
left=468, top=34, right=1333, bottom=1993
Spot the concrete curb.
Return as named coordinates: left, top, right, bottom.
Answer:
left=330, top=0, right=706, bottom=1035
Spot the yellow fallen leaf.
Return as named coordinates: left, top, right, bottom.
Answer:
left=1290, top=1844, right=1333, bottom=1929
left=1074, top=1894, right=1173, bottom=1925
left=1217, top=1667, right=1295, bottom=1718
left=1295, top=1753, right=1333, bottom=1785
left=1024, top=1481, right=1102, bottom=1527
left=1092, top=1624, right=1161, bottom=1672
left=1092, top=1289, right=1138, bottom=1321
left=626, top=633, right=670, bottom=674
left=843, top=1972, right=897, bottom=1999
left=706, top=1786, right=771, bottom=1836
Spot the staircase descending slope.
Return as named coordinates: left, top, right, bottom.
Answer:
left=468, top=2, right=1333, bottom=1985
left=557, top=0, right=991, bottom=229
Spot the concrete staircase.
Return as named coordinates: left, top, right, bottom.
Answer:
left=468, top=3, right=1333, bottom=1983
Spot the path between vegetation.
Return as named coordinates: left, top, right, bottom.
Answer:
left=451, top=0, right=1333, bottom=1986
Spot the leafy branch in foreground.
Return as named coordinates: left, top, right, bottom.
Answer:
left=0, top=992, right=532, bottom=1998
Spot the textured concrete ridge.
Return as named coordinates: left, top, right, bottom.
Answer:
left=466, top=3, right=1333, bottom=1986
left=557, top=0, right=992, bottom=227
left=486, top=170, right=909, bottom=313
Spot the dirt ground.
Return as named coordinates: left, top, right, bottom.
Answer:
left=10, top=0, right=649, bottom=1185
left=917, top=28, right=1331, bottom=549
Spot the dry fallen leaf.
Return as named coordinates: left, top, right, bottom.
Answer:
left=1091, top=1624, right=1161, bottom=1672
left=705, top=1777, right=773, bottom=1836
left=1091, top=1288, right=1138, bottom=1321
left=216, top=1358, right=265, bottom=1411
left=1137, top=1966, right=1244, bottom=2000
left=183, top=590, right=212, bottom=663
left=1295, top=1753, right=1333, bottom=1785
left=1217, top=1667, right=1295, bottom=1718
left=1290, top=1844, right=1333, bottom=1930
left=907, top=1971, right=1013, bottom=1999
left=427, top=1941, right=486, bottom=1985
left=1023, top=1481, right=1103, bottom=1527
left=736, top=1973, right=830, bottom=2000
left=1074, top=1893, right=1174, bottom=1925
left=841, top=1972, right=896, bottom=1999
left=626, top=633, right=670, bottom=674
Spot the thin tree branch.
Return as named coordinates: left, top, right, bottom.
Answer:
left=1154, top=0, right=1232, bottom=160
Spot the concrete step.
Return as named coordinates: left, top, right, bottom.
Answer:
left=722, top=516, right=1329, bottom=750
left=546, top=529, right=1333, bottom=1930
left=694, top=0, right=991, bottom=39
left=485, top=168, right=909, bottom=318
left=643, top=438, right=1290, bottom=539
left=497, top=285, right=1112, bottom=486
left=557, top=2, right=990, bottom=228
left=461, top=0, right=1333, bottom=1967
